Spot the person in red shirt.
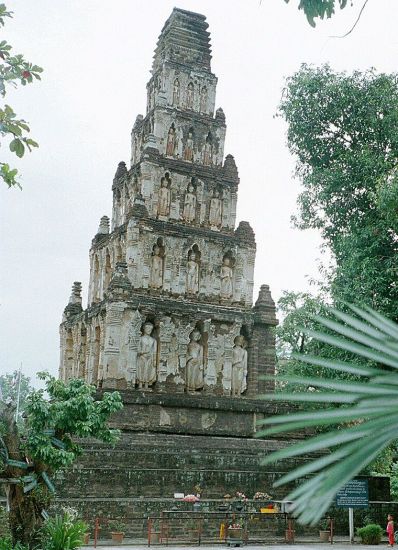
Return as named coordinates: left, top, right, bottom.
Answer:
left=387, top=514, right=395, bottom=547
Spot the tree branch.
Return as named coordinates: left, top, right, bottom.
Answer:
left=330, top=0, right=370, bottom=38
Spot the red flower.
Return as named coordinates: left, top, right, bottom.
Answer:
left=22, top=70, right=31, bottom=79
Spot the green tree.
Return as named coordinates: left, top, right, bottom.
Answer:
left=276, top=291, right=326, bottom=357
left=278, top=65, right=398, bottom=319
left=267, top=66, right=398, bottom=522
left=0, top=372, right=123, bottom=547
left=0, top=371, right=32, bottom=417
left=375, top=169, right=398, bottom=233
left=283, top=0, right=352, bottom=27
left=276, top=291, right=368, bottom=391
left=276, top=291, right=330, bottom=392
left=0, top=3, right=42, bottom=188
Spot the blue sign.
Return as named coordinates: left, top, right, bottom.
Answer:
left=336, top=479, right=369, bottom=508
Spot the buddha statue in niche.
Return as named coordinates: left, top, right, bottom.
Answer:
left=186, top=250, right=200, bottom=294
left=220, top=256, right=233, bottom=299
left=209, top=188, right=222, bottom=228
left=183, top=131, right=194, bottom=161
left=173, top=78, right=180, bottom=106
left=137, top=322, right=158, bottom=390
left=183, top=182, right=196, bottom=223
left=231, top=335, right=248, bottom=396
left=150, top=245, right=163, bottom=289
left=166, top=126, right=176, bottom=156
left=186, top=329, right=204, bottom=391
left=157, top=177, right=171, bottom=217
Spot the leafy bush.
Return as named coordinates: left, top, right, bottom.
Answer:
left=319, top=518, right=330, bottom=531
left=108, top=519, right=125, bottom=533
left=0, top=538, right=12, bottom=550
left=0, top=537, right=28, bottom=550
left=357, top=524, right=383, bottom=545
left=40, top=513, right=87, bottom=550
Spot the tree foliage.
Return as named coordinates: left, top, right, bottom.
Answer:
left=283, top=0, right=350, bottom=27
left=278, top=65, right=398, bottom=320
left=0, top=3, right=42, bottom=188
left=276, top=291, right=369, bottom=392
left=0, top=373, right=123, bottom=547
left=276, top=291, right=334, bottom=394
left=276, top=291, right=324, bottom=357
left=0, top=371, right=32, bottom=416
left=268, top=66, right=398, bottom=521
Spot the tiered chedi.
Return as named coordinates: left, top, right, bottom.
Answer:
left=59, top=8, right=277, bottom=398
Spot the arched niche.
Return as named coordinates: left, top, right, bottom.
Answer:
left=186, top=82, right=194, bottom=109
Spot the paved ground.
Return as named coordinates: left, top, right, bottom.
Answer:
left=86, top=543, right=392, bottom=550
left=88, top=544, right=392, bottom=550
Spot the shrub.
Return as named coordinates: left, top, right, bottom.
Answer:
left=357, top=523, right=383, bottom=545
left=0, top=538, right=11, bottom=550
left=319, top=518, right=330, bottom=531
left=0, top=537, right=28, bottom=550
left=108, top=519, right=125, bottom=533
left=40, top=513, right=87, bottom=550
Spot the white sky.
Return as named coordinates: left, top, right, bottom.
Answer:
left=0, top=0, right=396, bottom=385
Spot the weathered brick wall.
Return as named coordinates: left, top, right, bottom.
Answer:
left=56, top=432, right=300, bottom=500
left=55, top=428, right=324, bottom=542
left=107, top=392, right=293, bottom=437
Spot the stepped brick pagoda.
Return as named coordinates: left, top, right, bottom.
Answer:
left=59, top=8, right=277, bottom=403
left=56, top=11, right=288, bottom=529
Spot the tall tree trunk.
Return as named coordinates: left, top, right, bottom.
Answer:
left=1, top=402, right=44, bottom=547
left=9, top=484, right=42, bottom=547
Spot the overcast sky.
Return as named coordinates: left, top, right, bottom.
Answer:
left=0, top=0, right=396, bottom=385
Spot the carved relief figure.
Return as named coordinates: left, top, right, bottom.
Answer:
left=157, top=177, right=171, bottom=217
left=203, top=132, right=213, bottom=165
left=200, top=86, right=207, bottom=113
left=173, top=78, right=180, bottom=106
left=186, top=329, right=204, bottom=391
left=77, top=341, right=86, bottom=379
left=220, top=256, right=233, bottom=299
left=186, top=250, right=199, bottom=294
left=183, top=182, right=196, bottom=223
left=166, top=125, right=176, bottom=156
left=183, top=130, right=194, bottom=161
left=209, top=188, right=222, bottom=228
left=231, top=335, right=248, bottom=396
left=186, top=82, right=194, bottom=109
left=168, top=333, right=179, bottom=375
left=137, top=322, right=157, bottom=389
left=150, top=245, right=164, bottom=289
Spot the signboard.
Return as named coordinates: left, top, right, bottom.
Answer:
left=336, top=479, right=369, bottom=508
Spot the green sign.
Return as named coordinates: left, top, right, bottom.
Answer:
left=336, top=479, right=369, bottom=508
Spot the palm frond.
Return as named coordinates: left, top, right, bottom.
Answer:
left=303, top=327, right=398, bottom=368
left=260, top=305, right=398, bottom=524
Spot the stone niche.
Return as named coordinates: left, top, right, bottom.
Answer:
left=100, top=303, right=252, bottom=399
left=125, top=225, right=254, bottom=307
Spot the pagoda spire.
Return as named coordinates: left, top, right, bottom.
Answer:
left=152, top=8, right=212, bottom=73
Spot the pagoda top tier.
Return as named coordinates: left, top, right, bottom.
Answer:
left=152, top=8, right=212, bottom=73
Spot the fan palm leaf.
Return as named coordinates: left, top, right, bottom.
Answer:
left=257, top=304, right=398, bottom=525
